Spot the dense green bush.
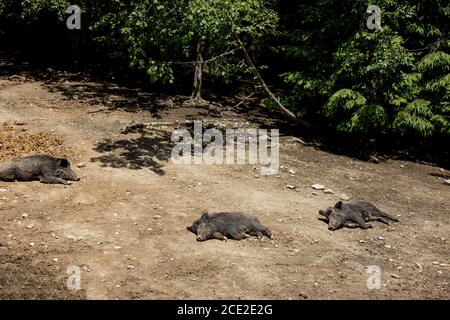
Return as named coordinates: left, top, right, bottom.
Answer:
left=279, top=0, right=449, bottom=140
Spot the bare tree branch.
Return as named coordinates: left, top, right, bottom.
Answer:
left=225, top=12, right=312, bottom=128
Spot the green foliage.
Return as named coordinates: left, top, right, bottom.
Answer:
left=393, top=99, right=435, bottom=136
left=122, top=0, right=278, bottom=84
left=418, top=51, right=450, bottom=74
left=0, top=0, right=70, bottom=21
left=325, top=89, right=367, bottom=116
left=279, top=0, right=450, bottom=140
left=324, top=89, right=386, bottom=133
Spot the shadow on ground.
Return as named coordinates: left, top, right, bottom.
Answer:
left=90, top=127, right=174, bottom=176
left=2, top=54, right=448, bottom=170
left=0, top=55, right=172, bottom=118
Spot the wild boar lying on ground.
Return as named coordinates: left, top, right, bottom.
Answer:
left=319, top=201, right=399, bottom=231
left=187, top=212, right=273, bottom=241
left=0, top=155, right=80, bottom=185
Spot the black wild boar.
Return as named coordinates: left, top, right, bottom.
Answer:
left=319, top=201, right=399, bottom=231
left=187, top=212, right=273, bottom=241
left=0, top=155, right=80, bottom=185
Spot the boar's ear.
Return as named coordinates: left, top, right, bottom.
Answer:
left=186, top=225, right=194, bottom=233
left=200, top=212, right=209, bottom=221
left=334, top=201, right=343, bottom=209
left=58, top=158, right=70, bottom=168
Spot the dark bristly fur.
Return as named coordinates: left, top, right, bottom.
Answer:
left=0, top=154, right=80, bottom=185
left=319, top=201, right=399, bottom=231
left=187, top=212, right=273, bottom=241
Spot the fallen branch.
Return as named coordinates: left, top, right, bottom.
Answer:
left=232, top=92, right=255, bottom=109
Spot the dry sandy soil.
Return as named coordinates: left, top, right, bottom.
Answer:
left=0, top=59, right=449, bottom=300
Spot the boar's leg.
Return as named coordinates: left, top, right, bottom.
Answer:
left=227, top=229, right=248, bottom=240
left=247, top=226, right=273, bottom=239
left=212, top=232, right=228, bottom=241
left=261, top=228, right=273, bottom=239
left=253, top=231, right=263, bottom=238
left=344, top=222, right=360, bottom=228
left=39, top=175, right=70, bottom=185
left=352, top=214, right=373, bottom=229
left=370, top=216, right=390, bottom=225
left=247, top=229, right=267, bottom=239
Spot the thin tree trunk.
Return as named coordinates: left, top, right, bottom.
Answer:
left=226, top=13, right=312, bottom=128
left=191, top=39, right=204, bottom=101
left=233, top=33, right=311, bottom=128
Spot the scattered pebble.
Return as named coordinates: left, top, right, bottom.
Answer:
left=323, top=189, right=334, bottom=194
left=311, top=184, right=325, bottom=190
left=378, top=236, right=385, bottom=240
left=286, top=184, right=296, bottom=189
left=298, top=292, right=309, bottom=299
left=443, top=179, right=450, bottom=185
left=154, top=215, right=162, bottom=219
left=26, top=223, right=34, bottom=229
left=77, top=162, right=86, bottom=168
left=340, top=194, right=350, bottom=201
left=391, top=274, right=399, bottom=279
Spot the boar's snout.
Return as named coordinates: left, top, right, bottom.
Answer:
left=56, top=167, right=80, bottom=181
left=65, top=169, right=80, bottom=181
left=196, top=235, right=205, bottom=241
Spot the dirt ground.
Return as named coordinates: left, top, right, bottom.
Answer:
left=0, top=59, right=449, bottom=300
